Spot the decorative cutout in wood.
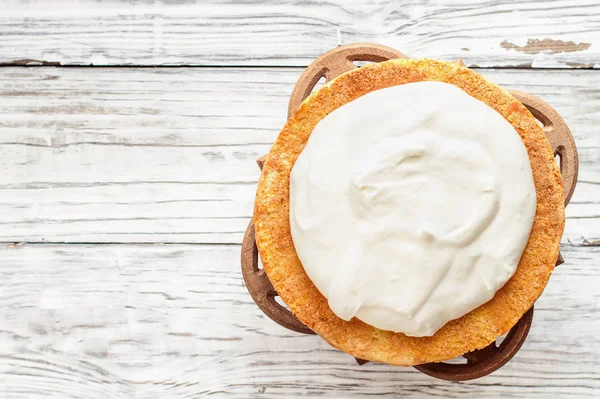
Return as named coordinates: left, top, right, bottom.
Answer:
left=509, top=90, right=579, bottom=205
left=287, top=43, right=408, bottom=118
left=241, top=218, right=314, bottom=335
left=414, top=307, right=534, bottom=381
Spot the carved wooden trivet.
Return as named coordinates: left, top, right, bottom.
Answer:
left=287, top=43, right=408, bottom=118
left=241, top=43, right=579, bottom=381
left=241, top=215, right=314, bottom=335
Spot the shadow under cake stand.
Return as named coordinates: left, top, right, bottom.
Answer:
left=241, top=44, right=579, bottom=382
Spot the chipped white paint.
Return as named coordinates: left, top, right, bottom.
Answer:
left=0, top=243, right=598, bottom=398
left=0, top=67, right=598, bottom=244
left=0, top=0, right=599, bottom=67
left=0, top=2, right=599, bottom=396
left=0, top=66, right=598, bottom=397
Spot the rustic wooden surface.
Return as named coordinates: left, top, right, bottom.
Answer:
left=1, top=0, right=600, bottom=68
left=0, top=1, right=599, bottom=398
left=1, top=67, right=598, bottom=245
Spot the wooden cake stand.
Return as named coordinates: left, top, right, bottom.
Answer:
left=241, top=43, right=579, bottom=381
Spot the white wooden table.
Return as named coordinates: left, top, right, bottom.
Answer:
left=1, top=1, right=599, bottom=397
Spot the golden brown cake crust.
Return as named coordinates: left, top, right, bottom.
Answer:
left=254, top=59, right=564, bottom=366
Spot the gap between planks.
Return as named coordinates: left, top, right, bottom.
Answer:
left=1, top=64, right=600, bottom=71
left=2, top=242, right=242, bottom=246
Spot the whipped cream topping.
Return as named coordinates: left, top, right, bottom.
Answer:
left=289, top=81, right=536, bottom=337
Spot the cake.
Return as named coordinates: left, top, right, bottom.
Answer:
left=253, top=58, right=564, bottom=366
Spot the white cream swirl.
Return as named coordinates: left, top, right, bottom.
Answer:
left=289, top=81, right=536, bottom=337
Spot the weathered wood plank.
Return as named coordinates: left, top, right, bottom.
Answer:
left=0, top=67, right=598, bottom=244
left=1, top=0, right=599, bottom=68
left=0, top=243, right=598, bottom=397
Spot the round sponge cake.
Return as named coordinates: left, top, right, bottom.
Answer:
left=253, top=58, right=564, bottom=366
